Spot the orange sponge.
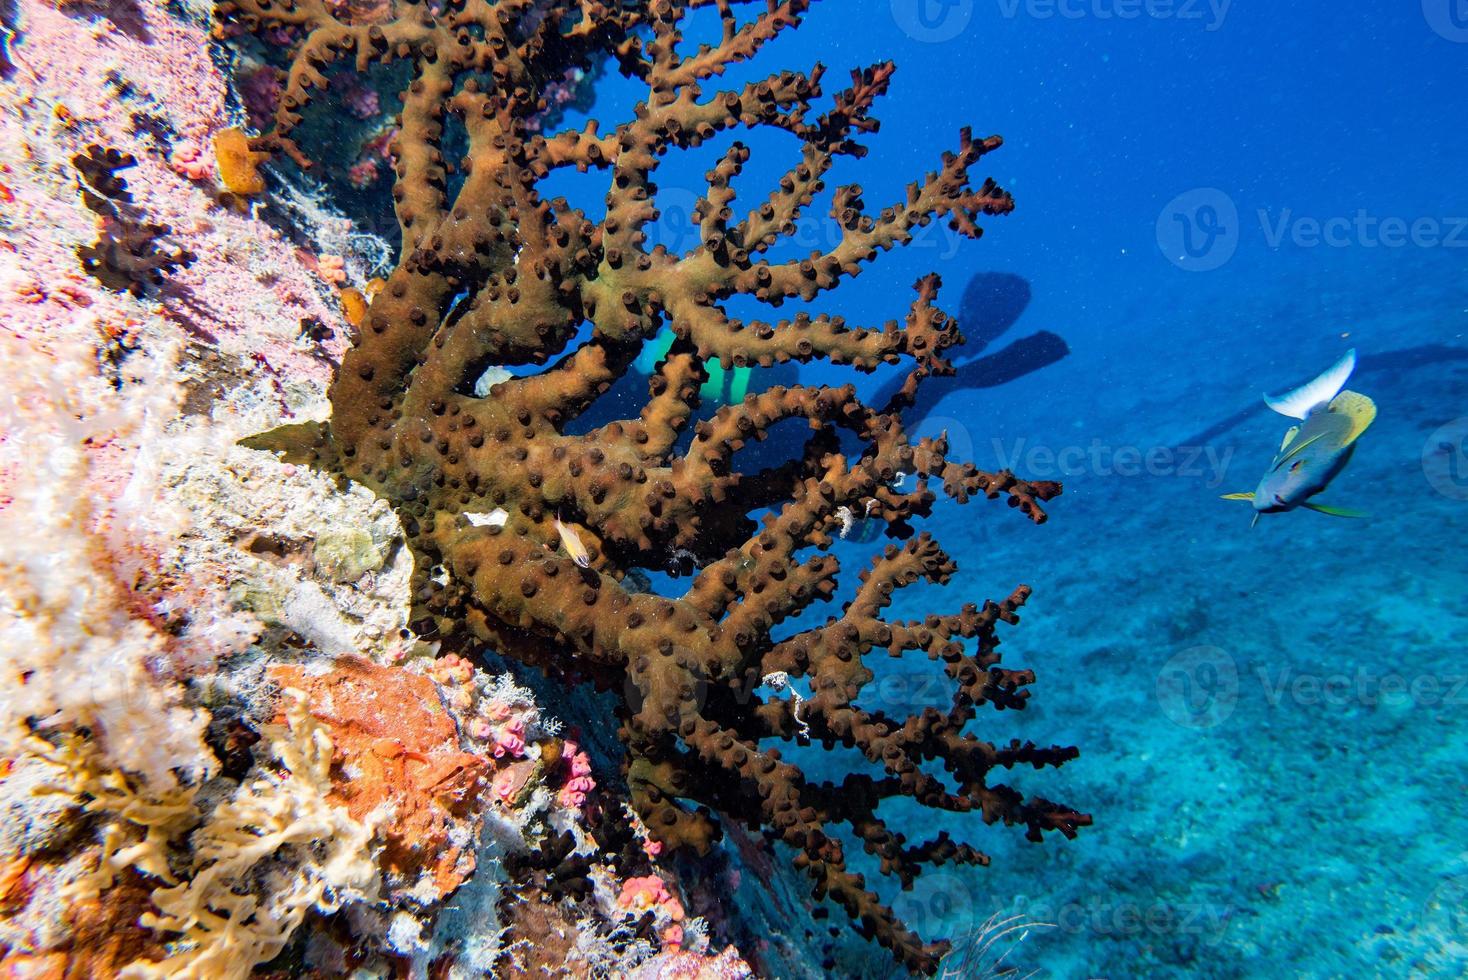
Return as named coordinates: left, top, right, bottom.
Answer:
left=213, top=128, right=269, bottom=195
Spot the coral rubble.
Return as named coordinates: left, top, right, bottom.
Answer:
left=223, top=0, right=1090, bottom=971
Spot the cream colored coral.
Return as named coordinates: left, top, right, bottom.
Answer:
left=23, top=690, right=382, bottom=978
left=28, top=731, right=199, bottom=900
left=122, top=688, right=382, bottom=979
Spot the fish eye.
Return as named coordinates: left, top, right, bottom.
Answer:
left=1289, top=460, right=1303, bottom=473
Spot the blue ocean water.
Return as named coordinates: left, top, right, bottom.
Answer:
left=474, top=3, right=1468, bottom=976
left=545, top=2, right=1468, bottom=976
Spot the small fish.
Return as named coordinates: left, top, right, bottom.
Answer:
left=1221, top=349, right=1375, bottom=526
left=554, top=515, right=592, bottom=568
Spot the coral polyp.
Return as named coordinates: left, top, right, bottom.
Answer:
left=223, top=0, right=1089, bottom=970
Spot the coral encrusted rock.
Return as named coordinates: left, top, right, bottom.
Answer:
left=221, top=0, right=1090, bottom=971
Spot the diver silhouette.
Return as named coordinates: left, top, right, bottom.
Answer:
left=872, top=271, right=1069, bottom=426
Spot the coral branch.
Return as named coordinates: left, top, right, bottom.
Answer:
left=223, top=1, right=1087, bottom=972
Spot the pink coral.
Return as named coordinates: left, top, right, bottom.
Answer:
left=315, top=253, right=346, bottom=286
left=429, top=653, right=474, bottom=686
left=556, top=739, right=594, bottom=808
left=615, top=874, right=688, bottom=952
left=168, top=141, right=213, bottom=182
left=347, top=158, right=379, bottom=188
left=490, top=717, right=525, bottom=759
left=347, top=127, right=395, bottom=187
left=558, top=774, right=593, bottom=809
left=617, top=875, right=684, bottom=922
left=238, top=66, right=285, bottom=131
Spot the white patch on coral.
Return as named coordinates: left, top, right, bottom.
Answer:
left=835, top=504, right=855, bottom=538
left=386, top=910, right=429, bottom=956
left=472, top=365, right=512, bottom=398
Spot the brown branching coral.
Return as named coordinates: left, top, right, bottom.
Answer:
left=73, top=144, right=197, bottom=297
left=222, top=0, right=1089, bottom=971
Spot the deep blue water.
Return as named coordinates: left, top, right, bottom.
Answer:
left=536, top=3, right=1468, bottom=976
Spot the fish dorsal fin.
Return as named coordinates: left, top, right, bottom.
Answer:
left=1277, top=428, right=1329, bottom=466
left=1326, top=390, right=1376, bottom=446
left=1263, top=349, right=1356, bottom=419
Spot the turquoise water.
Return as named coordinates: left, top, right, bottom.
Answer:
left=544, top=3, right=1468, bottom=975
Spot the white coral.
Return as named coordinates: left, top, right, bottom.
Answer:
left=0, top=332, right=223, bottom=786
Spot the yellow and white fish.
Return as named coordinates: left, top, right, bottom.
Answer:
left=554, top=515, right=592, bottom=568
left=1221, top=349, right=1375, bottom=526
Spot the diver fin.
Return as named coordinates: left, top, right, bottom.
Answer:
left=729, top=365, right=752, bottom=404
left=1302, top=502, right=1366, bottom=518
left=1219, top=492, right=1255, bottom=501
left=1264, top=349, right=1356, bottom=419
left=636, top=326, right=677, bottom=375
left=699, top=359, right=727, bottom=403
left=1326, top=390, right=1377, bottom=446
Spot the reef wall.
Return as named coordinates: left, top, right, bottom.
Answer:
left=0, top=0, right=1085, bottom=975
left=0, top=0, right=754, bottom=976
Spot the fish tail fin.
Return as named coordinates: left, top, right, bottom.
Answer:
left=1302, top=502, right=1367, bottom=519
left=1264, top=348, right=1356, bottom=419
